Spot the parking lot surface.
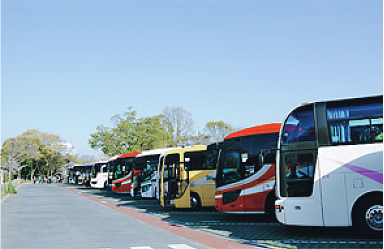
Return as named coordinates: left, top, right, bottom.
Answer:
left=63, top=184, right=383, bottom=249
left=2, top=184, right=382, bottom=249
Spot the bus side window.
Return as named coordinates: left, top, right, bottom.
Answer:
left=327, top=102, right=383, bottom=144
left=372, top=118, right=383, bottom=141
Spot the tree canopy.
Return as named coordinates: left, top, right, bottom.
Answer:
left=89, top=108, right=173, bottom=156
left=204, top=121, right=234, bottom=143
left=1, top=129, right=79, bottom=180
left=88, top=107, right=234, bottom=156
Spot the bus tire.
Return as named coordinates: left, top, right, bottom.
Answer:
left=353, top=195, right=383, bottom=237
left=265, top=191, right=277, bottom=221
left=190, top=193, right=201, bottom=210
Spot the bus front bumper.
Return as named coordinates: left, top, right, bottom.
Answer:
left=275, top=199, right=286, bottom=224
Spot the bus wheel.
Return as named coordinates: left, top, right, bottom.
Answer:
left=265, top=192, right=277, bottom=221
left=354, top=197, right=383, bottom=237
left=190, top=193, right=201, bottom=210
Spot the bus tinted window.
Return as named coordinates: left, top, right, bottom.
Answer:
left=327, top=102, right=382, bottom=120
left=216, top=133, right=279, bottom=188
left=282, top=105, right=316, bottom=144
left=136, top=155, right=160, bottom=180
left=164, top=154, right=180, bottom=181
left=327, top=102, right=383, bottom=144
left=281, top=152, right=316, bottom=197
left=203, top=145, right=219, bottom=170
left=184, top=151, right=207, bottom=171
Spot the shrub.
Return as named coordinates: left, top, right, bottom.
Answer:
left=7, top=182, right=17, bottom=194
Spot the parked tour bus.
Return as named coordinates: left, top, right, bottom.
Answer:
left=107, top=155, right=120, bottom=191
left=70, top=165, right=89, bottom=185
left=71, top=165, right=84, bottom=184
left=160, top=145, right=217, bottom=209
left=132, top=148, right=178, bottom=198
left=112, top=152, right=142, bottom=194
left=68, top=166, right=77, bottom=184
left=79, top=164, right=94, bottom=186
left=90, top=159, right=109, bottom=189
left=215, top=123, right=281, bottom=215
left=275, top=95, right=383, bottom=236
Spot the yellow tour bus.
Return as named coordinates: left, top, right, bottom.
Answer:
left=159, top=145, right=217, bottom=209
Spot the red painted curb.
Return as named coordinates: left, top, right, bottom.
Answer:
left=60, top=185, right=260, bottom=249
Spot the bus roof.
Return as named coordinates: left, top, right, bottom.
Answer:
left=117, top=151, right=141, bottom=159
left=136, top=147, right=180, bottom=158
left=95, top=159, right=109, bottom=164
left=225, top=123, right=281, bottom=140
left=107, top=155, right=121, bottom=162
left=164, top=145, right=207, bottom=157
left=300, top=94, right=382, bottom=106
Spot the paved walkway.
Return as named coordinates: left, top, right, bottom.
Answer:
left=1, top=184, right=258, bottom=249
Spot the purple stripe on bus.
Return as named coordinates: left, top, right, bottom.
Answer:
left=343, top=164, right=383, bottom=184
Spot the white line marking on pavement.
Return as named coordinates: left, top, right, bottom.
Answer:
left=169, top=244, right=197, bottom=249
left=131, top=245, right=197, bottom=249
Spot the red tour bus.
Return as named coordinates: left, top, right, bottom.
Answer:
left=215, top=123, right=281, bottom=215
left=112, top=152, right=141, bottom=194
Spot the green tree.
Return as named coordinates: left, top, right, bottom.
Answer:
left=89, top=108, right=173, bottom=156
left=1, top=129, right=78, bottom=181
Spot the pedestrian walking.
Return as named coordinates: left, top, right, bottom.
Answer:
left=39, top=175, right=42, bottom=184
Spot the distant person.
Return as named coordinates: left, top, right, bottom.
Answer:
left=39, top=176, right=43, bottom=184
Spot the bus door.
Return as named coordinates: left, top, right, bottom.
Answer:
left=163, top=153, right=181, bottom=208
left=218, top=149, right=246, bottom=213
left=279, top=104, right=323, bottom=226
left=243, top=149, right=277, bottom=213
left=279, top=150, right=322, bottom=225
left=140, top=156, right=160, bottom=198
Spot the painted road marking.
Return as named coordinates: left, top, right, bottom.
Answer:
left=169, top=244, right=197, bottom=249
left=131, top=245, right=196, bottom=249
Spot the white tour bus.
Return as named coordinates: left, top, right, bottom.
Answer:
left=133, top=148, right=178, bottom=198
left=90, top=159, right=109, bottom=189
left=275, top=95, right=383, bottom=236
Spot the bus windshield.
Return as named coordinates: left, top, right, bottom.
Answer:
left=91, top=165, right=101, bottom=178
left=216, top=133, right=279, bottom=188
left=282, top=104, right=316, bottom=145
left=115, top=157, right=135, bottom=179
left=135, top=155, right=160, bottom=181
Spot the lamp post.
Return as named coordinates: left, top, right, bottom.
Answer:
left=10, top=140, right=14, bottom=184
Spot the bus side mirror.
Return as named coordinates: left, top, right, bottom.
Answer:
left=258, top=154, right=264, bottom=168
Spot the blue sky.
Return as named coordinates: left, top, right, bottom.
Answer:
left=2, top=0, right=383, bottom=157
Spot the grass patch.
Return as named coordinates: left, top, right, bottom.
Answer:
left=1, top=191, right=8, bottom=199
left=7, top=182, right=17, bottom=194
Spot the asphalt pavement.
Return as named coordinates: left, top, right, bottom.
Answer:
left=1, top=184, right=259, bottom=249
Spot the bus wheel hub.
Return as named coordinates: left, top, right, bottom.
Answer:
left=365, top=205, right=383, bottom=231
